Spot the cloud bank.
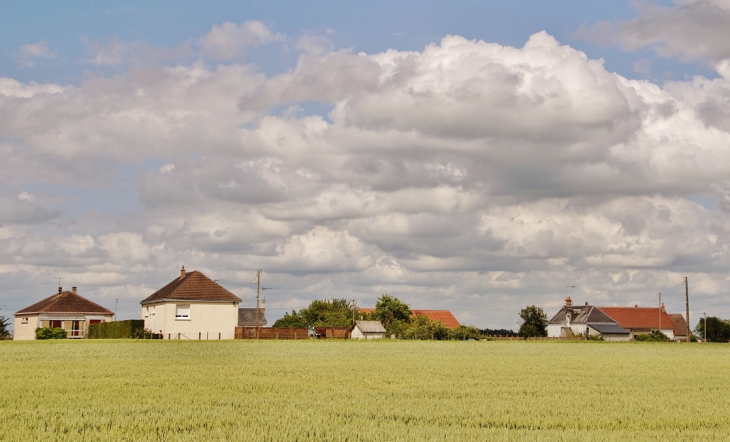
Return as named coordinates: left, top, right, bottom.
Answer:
left=2, top=23, right=730, bottom=328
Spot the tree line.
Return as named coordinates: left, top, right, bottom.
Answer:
left=273, top=295, right=492, bottom=340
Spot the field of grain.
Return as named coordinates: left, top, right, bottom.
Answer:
left=1, top=340, right=728, bottom=440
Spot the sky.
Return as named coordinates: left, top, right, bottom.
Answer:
left=2, top=0, right=730, bottom=331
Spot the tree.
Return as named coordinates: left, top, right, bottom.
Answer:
left=517, top=305, right=548, bottom=337
left=369, top=295, right=412, bottom=334
left=450, top=325, right=482, bottom=340
left=0, top=316, right=11, bottom=340
left=694, top=317, right=730, bottom=343
left=298, top=299, right=358, bottom=328
left=480, top=328, right=517, bottom=337
left=272, top=310, right=307, bottom=328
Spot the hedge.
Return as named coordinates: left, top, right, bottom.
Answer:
left=87, top=320, right=149, bottom=339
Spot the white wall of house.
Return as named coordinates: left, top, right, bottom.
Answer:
left=351, top=326, right=384, bottom=340
left=547, top=323, right=589, bottom=338
left=13, top=315, right=38, bottom=341
left=628, top=328, right=675, bottom=340
left=143, top=301, right=239, bottom=339
left=13, top=314, right=111, bottom=340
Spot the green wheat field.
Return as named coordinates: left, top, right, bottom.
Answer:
left=1, top=340, right=728, bottom=440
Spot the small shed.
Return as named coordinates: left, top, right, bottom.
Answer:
left=351, top=321, right=386, bottom=340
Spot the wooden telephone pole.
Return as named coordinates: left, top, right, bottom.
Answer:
left=685, top=277, right=690, bottom=343
left=256, top=270, right=261, bottom=339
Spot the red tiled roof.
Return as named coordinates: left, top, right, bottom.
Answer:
left=16, top=291, right=114, bottom=315
left=668, top=314, right=688, bottom=337
left=358, top=308, right=460, bottom=329
left=141, top=269, right=241, bottom=304
left=599, top=307, right=675, bottom=330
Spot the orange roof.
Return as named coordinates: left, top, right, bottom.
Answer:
left=358, top=308, right=460, bottom=329
left=599, top=307, right=675, bottom=330
left=412, top=310, right=460, bottom=329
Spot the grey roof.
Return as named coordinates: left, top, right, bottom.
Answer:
left=238, top=308, right=267, bottom=327
left=588, top=323, right=630, bottom=335
left=548, top=305, right=617, bottom=325
left=355, top=321, right=386, bottom=333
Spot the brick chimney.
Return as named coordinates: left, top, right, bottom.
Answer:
left=180, top=265, right=186, bottom=278
left=565, top=296, right=572, bottom=307
left=72, top=287, right=77, bottom=293
left=58, top=287, right=62, bottom=294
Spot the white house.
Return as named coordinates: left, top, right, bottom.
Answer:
left=547, top=297, right=629, bottom=340
left=141, top=266, right=241, bottom=339
left=351, top=320, right=386, bottom=339
left=13, top=287, right=114, bottom=340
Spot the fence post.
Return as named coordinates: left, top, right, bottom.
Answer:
left=219, top=332, right=221, bottom=340
left=168, top=333, right=170, bottom=340
left=199, top=332, right=201, bottom=340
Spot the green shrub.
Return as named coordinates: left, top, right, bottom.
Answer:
left=87, top=320, right=148, bottom=339
left=634, top=330, right=670, bottom=342
left=35, top=327, right=67, bottom=340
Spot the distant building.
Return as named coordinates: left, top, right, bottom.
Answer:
left=547, top=297, right=629, bottom=341
left=238, top=300, right=268, bottom=327
left=668, top=313, right=689, bottom=341
left=141, top=266, right=241, bottom=339
left=547, top=297, right=682, bottom=341
left=599, top=306, right=676, bottom=340
left=351, top=321, right=386, bottom=339
left=13, top=287, right=114, bottom=340
left=360, top=308, right=461, bottom=329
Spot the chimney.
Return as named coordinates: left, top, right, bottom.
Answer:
left=585, top=302, right=588, bottom=306
left=661, top=303, right=665, bottom=311
left=261, top=299, right=266, bottom=314
left=58, top=287, right=62, bottom=294
left=180, top=265, right=186, bottom=278
left=565, top=296, right=572, bottom=307
left=72, top=287, right=77, bottom=294
left=635, top=304, right=638, bottom=307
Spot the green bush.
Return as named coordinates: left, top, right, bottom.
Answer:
left=634, top=330, right=670, bottom=342
left=35, top=327, right=67, bottom=340
left=87, top=320, right=148, bottom=339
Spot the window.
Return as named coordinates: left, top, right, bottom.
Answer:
left=21, top=317, right=28, bottom=324
left=175, top=304, right=191, bottom=319
left=144, top=307, right=149, bottom=318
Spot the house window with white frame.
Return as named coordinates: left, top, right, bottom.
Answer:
left=175, top=304, right=190, bottom=319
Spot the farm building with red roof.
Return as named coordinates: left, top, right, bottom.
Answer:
left=359, top=308, right=460, bottom=329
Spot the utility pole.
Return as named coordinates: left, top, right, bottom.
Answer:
left=685, top=277, right=690, bottom=343
left=658, top=292, right=661, bottom=332
left=704, top=313, right=707, bottom=342
left=115, top=298, right=118, bottom=321
left=256, top=270, right=261, bottom=339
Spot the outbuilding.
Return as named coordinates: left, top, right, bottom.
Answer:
left=351, top=320, right=386, bottom=340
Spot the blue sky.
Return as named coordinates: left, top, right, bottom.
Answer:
left=2, top=1, right=730, bottom=329
left=1, top=1, right=713, bottom=83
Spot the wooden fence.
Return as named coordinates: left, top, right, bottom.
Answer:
left=314, top=327, right=351, bottom=339
left=235, top=327, right=308, bottom=339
